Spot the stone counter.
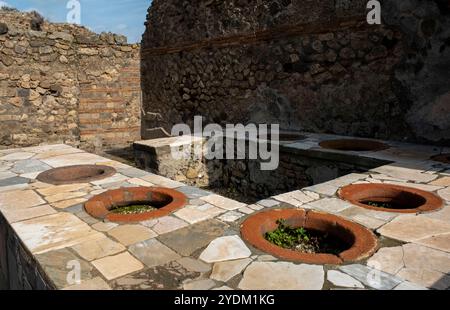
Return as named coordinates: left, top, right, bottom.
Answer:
left=0, top=136, right=449, bottom=290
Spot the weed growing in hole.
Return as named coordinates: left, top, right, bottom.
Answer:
left=265, top=219, right=347, bottom=255
left=265, top=219, right=311, bottom=248
left=111, top=204, right=156, bottom=215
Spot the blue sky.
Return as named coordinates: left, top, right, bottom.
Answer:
left=1, top=0, right=152, bottom=43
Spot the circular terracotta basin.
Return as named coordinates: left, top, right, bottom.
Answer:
left=240, top=208, right=377, bottom=265
left=37, top=165, right=116, bottom=185
left=430, top=153, right=450, bottom=164
left=339, top=183, right=444, bottom=214
left=84, top=187, right=187, bottom=223
left=319, top=139, right=389, bottom=152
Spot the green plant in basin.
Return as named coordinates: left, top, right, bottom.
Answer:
left=265, top=219, right=346, bottom=255
left=111, top=204, right=156, bottom=215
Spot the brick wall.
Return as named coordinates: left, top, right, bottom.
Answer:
left=78, top=60, right=141, bottom=151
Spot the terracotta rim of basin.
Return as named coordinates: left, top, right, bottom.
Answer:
left=37, top=165, right=116, bottom=185
left=430, top=153, right=450, bottom=164
left=338, top=183, right=444, bottom=214
left=84, top=187, right=187, bottom=223
left=319, top=139, right=389, bottom=152
left=240, top=208, right=378, bottom=265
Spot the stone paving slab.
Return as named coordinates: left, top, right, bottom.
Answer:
left=127, top=178, right=155, bottom=187
left=303, top=182, right=339, bottom=196
left=339, top=264, right=403, bottom=290
left=12, top=212, right=104, bottom=254
left=41, top=153, right=111, bottom=168
left=11, top=159, right=51, bottom=174
left=305, top=198, right=353, bottom=214
left=423, top=205, right=450, bottom=222
left=327, top=270, right=364, bottom=288
left=33, top=148, right=85, bottom=160
left=107, top=225, right=157, bottom=246
left=21, top=171, right=45, bottom=179
left=112, top=262, right=200, bottom=290
left=393, top=281, right=428, bottom=290
left=337, top=207, right=387, bottom=229
left=0, top=183, right=30, bottom=193
left=273, top=190, right=319, bottom=207
left=92, top=252, right=144, bottom=281
left=399, top=243, right=450, bottom=289
left=200, top=194, right=246, bottom=211
left=2, top=204, right=57, bottom=223
left=382, top=180, right=443, bottom=192
left=52, top=198, right=88, bottom=209
left=256, top=199, right=280, bottom=208
left=177, top=186, right=212, bottom=199
left=183, top=279, right=217, bottom=290
left=72, top=236, right=126, bottom=261
left=438, top=187, right=450, bottom=201
left=0, top=189, right=46, bottom=211
left=141, top=174, right=185, bottom=188
left=92, top=222, right=118, bottom=232
left=157, top=219, right=228, bottom=256
left=199, top=235, right=252, bottom=263
left=174, top=205, right=225, bottom=224
left=367, top=243, right=450, bottom=289
left=217, top=211, right=245, bottom=223
left=141, top=216, right=189, bottom=235
left=210, top=258, right=252, bottom=282
left=0, top=176, right=30, bottom=187
left=415, top=233, right=450, bottom=253
left=430, top=177, right=450, bottom=186
left=397, top=269, right=450, bottom=290
left=371, top=165, right=438, bottom=183
left=0, top=152, right=35, bottom=161
left=367, top=246, right=405, bottom=275
left=238, top=262, right=324, bottom=290
left=0, top=171, right=17, bottom=180
left=177, top=257, right=211, bottom=273
left=76, top=210, right=100, bottom=225
left=90, top=174, right=129, bottom=186
left=118, top=167, right=151, bottom=178
left=37, top=184, right=91, bottom=196
left=129, top=239, right=181, bottom=268
left=36, top=248, right=94, bottom=289
left=377, top=215, right=450, bottom=245
left=45, top=191, right=87, bottom=203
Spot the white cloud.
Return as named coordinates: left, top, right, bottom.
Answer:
left=0, top=1, right=11, bottom=8
left=25, top=7, right=44, bottom=14
left=116, top=24, right=128, bottom=30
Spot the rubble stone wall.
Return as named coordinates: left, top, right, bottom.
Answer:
left=0, top=213, right=53, bottom=290
left=141, top=0, right=450, bottom=145
left=0, top=10, right=141, bottom=152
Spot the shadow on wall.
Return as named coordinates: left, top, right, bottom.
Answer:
left=140, top=0, right=450, bottom=147
left=382, top=0, right=450, bottom=145
left=247, top=86, right=300, bottom=131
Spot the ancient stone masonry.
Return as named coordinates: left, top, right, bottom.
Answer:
left=0, top=213, right=53, bottom=289
left=0, top=10, right=141, bottom=151
left=141, top=0, right=450, bottom=145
